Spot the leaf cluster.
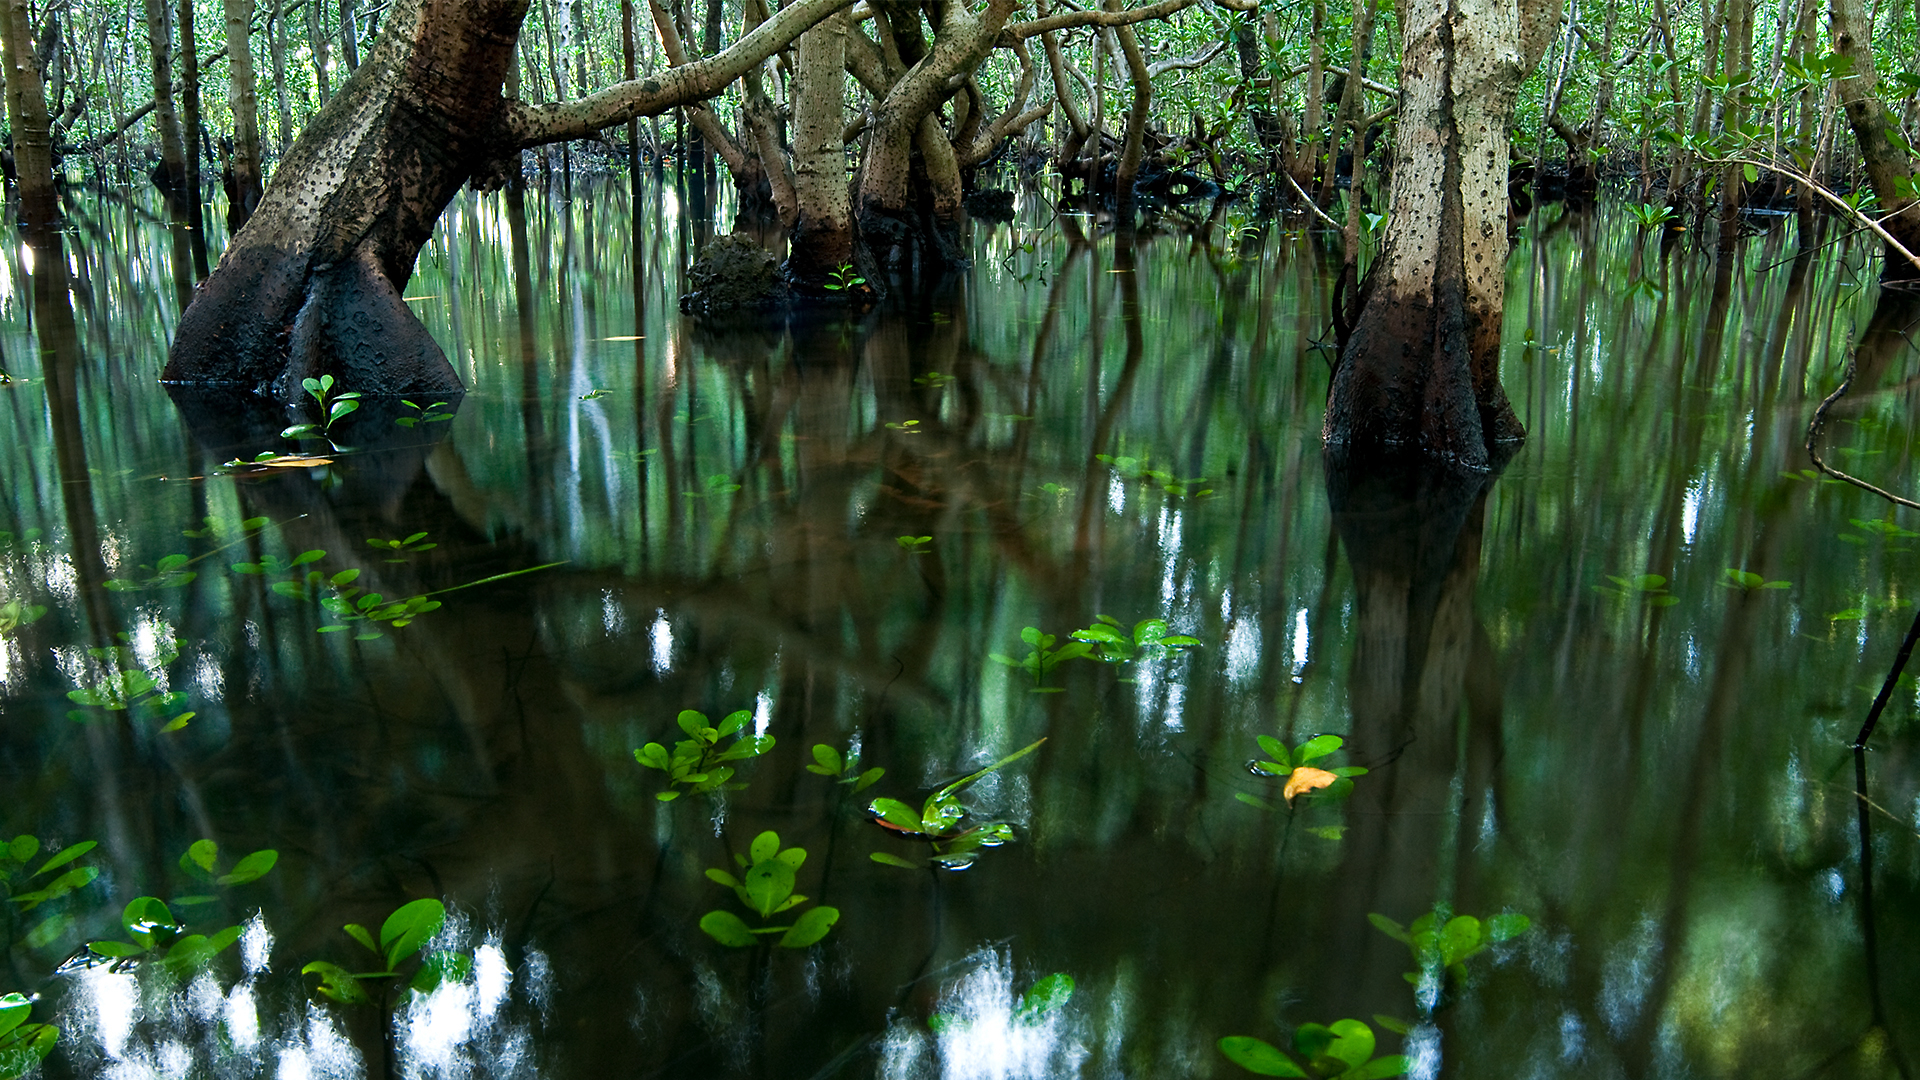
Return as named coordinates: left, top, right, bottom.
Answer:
left=64, top=634, right=194, bottom=731
left=302, top=898, right=468, bottom=1006
left=1237, top=734, right=1367, bottom=811
left=1219, top=1018, right=1407, bottom=1078
left=929, top=971, right=1074, bottom=1033
left=868, top=738, right=1044, bottom=870
left=634, top=709, right=774, bottom=801
left=805, top=743, right=885, bottom=793
left=1070, top=615, right=1200, bottom=664
left=699, top=832, right=838, bottom=949
left=1369, top=909, right=1531, bottom=996
left=0, top=993, right=57, bottom=1080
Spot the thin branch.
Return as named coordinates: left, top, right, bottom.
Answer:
left=1147, top=39, right=1224, bottom=78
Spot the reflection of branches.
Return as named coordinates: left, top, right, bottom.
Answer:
left=1805, top=349, right=1920, bottom=511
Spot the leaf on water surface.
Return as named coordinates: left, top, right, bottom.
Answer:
left=778, top=905, right=838, bottom=948
left=870, top=852, right=921, bottom=869
left=699, top=910, right=758, bottom=947
left=1217, top=1035, right=1308, bottom=1076
left=1282, top=767, right=1339, bottom=805
left=1015, top=973, right=1074, bottom=1021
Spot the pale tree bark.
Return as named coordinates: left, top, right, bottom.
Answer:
left=1110, top=0, right=1151, bottom=199
left=308, top=0, right=331, bottom=102
left=225, top=0, right=266, bottom=228
left=145, top=0, right=189, bottom=201
left=1830, top=0, right=1920, bottom=274
left=1324, top=0, right=1562, bottom=468
left=165, top=0, right=853, bottom=396
left=271, top=2, right=294, bottom=153
left=181, top=0, right=209, bottom=264
left=0, top=0, right=56, bottom=228
left=1321, top=0, right=1377, bottom=205
left=787, top=10, right=852, bottom=285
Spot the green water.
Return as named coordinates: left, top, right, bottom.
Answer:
left=0, top=176, right=1915, bottom=1079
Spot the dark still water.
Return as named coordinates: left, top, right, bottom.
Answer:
left=1, top=177, right=1916, bottom=1080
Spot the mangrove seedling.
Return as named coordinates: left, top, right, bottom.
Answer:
left=1720, top=568, right=1790, bottom=591
left=1070, top=615, right=1200, bottom=664
left=85, top=839, right=277, bottom=977
left=1595, top=573, right=1677, bottom=606
left=1219, top=1018, right=1408, bottom=1078
left=3, top=836, right=98, bottom=950
left=0, top=993, right=57, bottom=1080
left=1369, top=907, right=1531, bottom=1010
left=65, top=633, right=196, bottom=731
left=394, top=400, right=453, bottom=428
left=367, top=532, right=437, bottom=561
left=1237, top=735, right=1368, bottom=811
left=806, top=743, right=885, bottom=793
left=102, top=554, right=197, bottom=592
left=280, top=375, right=363, bottom=443
left=302, top=898, right=469, bottom=1006
left=896, top=535, right=933, bottom=554
left=989, top=628, right=1092, bottom=691
left=868, top=738, right=1045, bottom=870
left=634, top=709, right=775, bottom=801
left=699, top=832, right=839, bottom=948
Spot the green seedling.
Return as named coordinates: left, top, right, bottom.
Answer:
left=1219, top=1018, right=1408, bottom=1078
left=281, top=375, right=363, bottom=442
left=930, top=972, right=1074, bottom=1034
left=233, top=549, right=327, bottom=586
left=1595, top=573, right=1677, bottom=606
left=1070, top=615, right=1200, bottom=664
left=579, top=389, right=610, bottom=401
left=65, top=633, right=195, bottom=732
left=682, top=474, right=743, bottom=499
left=302, top=898, right=469, bottom=1006
left=0, top=601, right=47, bottom=635
left=368, top=532, right=437, bottom=561
left=634, top=709, right=775, bottom=801
left=699, top=831, right=839, bottom=949
left=896, top=535, right=933, bottom=554
left=989, top=627, right=1093, bottom=691
left=0, top=530, right=43, bottom=549
left=103, top=553, right=197, bottom=592
left=394, top=400, right=453, bottom=428
left=913, top=372, right=955, bottom=387
left=1720, top=568, right=1790, bottom=591
left=823, top=262, right=866, bottom=292
left=1370, top=907, right=1531, bottom=1010
left=0, top=993, right=58, bottom=1080
left=1237, top=734, right=1368, bottom=812
left=86, top=841, right=278, bottom=978
left=1625, top=201, right=1677, bottom=228
left=1095, top=453, right=1214, bottom=498
left=806, top=743, right=885, bottom=793
left=886, top=419, right=923, bottom=433
left=4, top=836, right=99, bottom=951
left=868, top=738, right=1045, bottom=870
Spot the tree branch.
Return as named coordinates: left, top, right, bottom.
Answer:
left=507, top=0, right=854, bottom=146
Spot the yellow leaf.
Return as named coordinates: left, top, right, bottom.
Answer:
left=1283, top=766, right=1338, bottom=805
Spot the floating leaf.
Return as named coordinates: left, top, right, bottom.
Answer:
left=777, top=905, right=838, bottom=948
left=1282, top=767, right=1339, bottom=805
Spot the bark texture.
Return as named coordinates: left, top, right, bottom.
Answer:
left=787, top=11, right=852, bottom=285
left=1323, top=0, right=1560, bottom=468
left=1, top=0, right=57, bottom=228
left=166, top=0, right=852, bottom=396
left=1830, top=0, right=1920, bottom=275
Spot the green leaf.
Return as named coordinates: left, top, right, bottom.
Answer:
left=1235, top=792, right=1275, bottom=810
left=302, top=960, right=375, bottom=1004
left=121, top=896, right=176, bottom=940
left=811, top=744, right=842, bottom=774
left=409, top=950, right=473, bottom=993
left=699, top=910, right=758, bottom=947
left=24, top=913, right=74, bottom=949
left=1255, top=735, right=1289, bottom=766
left=677, top=710, right=709, bottom=739
left=217, top=849, right=278, bottom=885
left=183, top=839, right=219, bottom=876
left=870, top=852, right=921, bottom=869
left=749, top=831, right=781, bottom=864
left=87, top=940, right=146, bottom=959
left=1487, top=913, right=1532, bottom=942
left=0, top=995, right=28, bottom=1039
left=1323, top=1019, right=1375, bottom=1069
left=1015, top=973, right=1075, bottom=1021
left=634, top=743, right=671, bottom=770
left=1742, top=162, right=1759, bottom=184
left=31, top=839, right=94, bottom=878
left=870, top=798, right=927, bottom=833
left=777, top=905, right=839, bottom=948
left=379, top=898, right=447, bottom=968
left=716, top=710, right=751, bottom=737
left=1368, top=913, right=1411, bottom=944
left=704, top=869, right=743, bottom=888
left=343, top=923, right=378, bottom=955
left=743, top=860, right=797, bottom=918
left=1218, top=1036, right=1309, bottom=1076
left=929, top=738, right=1048, bottom=804
left=1438, top=916, right=1484, bottom=966
left=852, top=767, right=886, bottom=793
left=6, top=836, right=38, bottom=864
left=1295, top=734, right=1343, bottom=764
left=1349, top=1056, right=1411, bottom=1079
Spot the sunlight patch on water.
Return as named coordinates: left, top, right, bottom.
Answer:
left=602, top=591, right=626, bottom=635
left=650, top=610, right=673, bottom=674
left=1225, top=616, right=1259, bottom=684
left=754, top=690, right=773, bottom=737
left=1291, top=608, right=1310, bottom=682
left=1599, top=913, right=1661, bottom=1034
left=881, top=948, right=1087, bottom=1080
left=1680, top=478, right=1701, bottom=546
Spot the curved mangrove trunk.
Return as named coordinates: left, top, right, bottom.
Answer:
left=165, top=0, right=851, bottom=397
left=1830, top=0, right=1920, bottom=276
left=1322, top=0, right=1559, bottom=469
